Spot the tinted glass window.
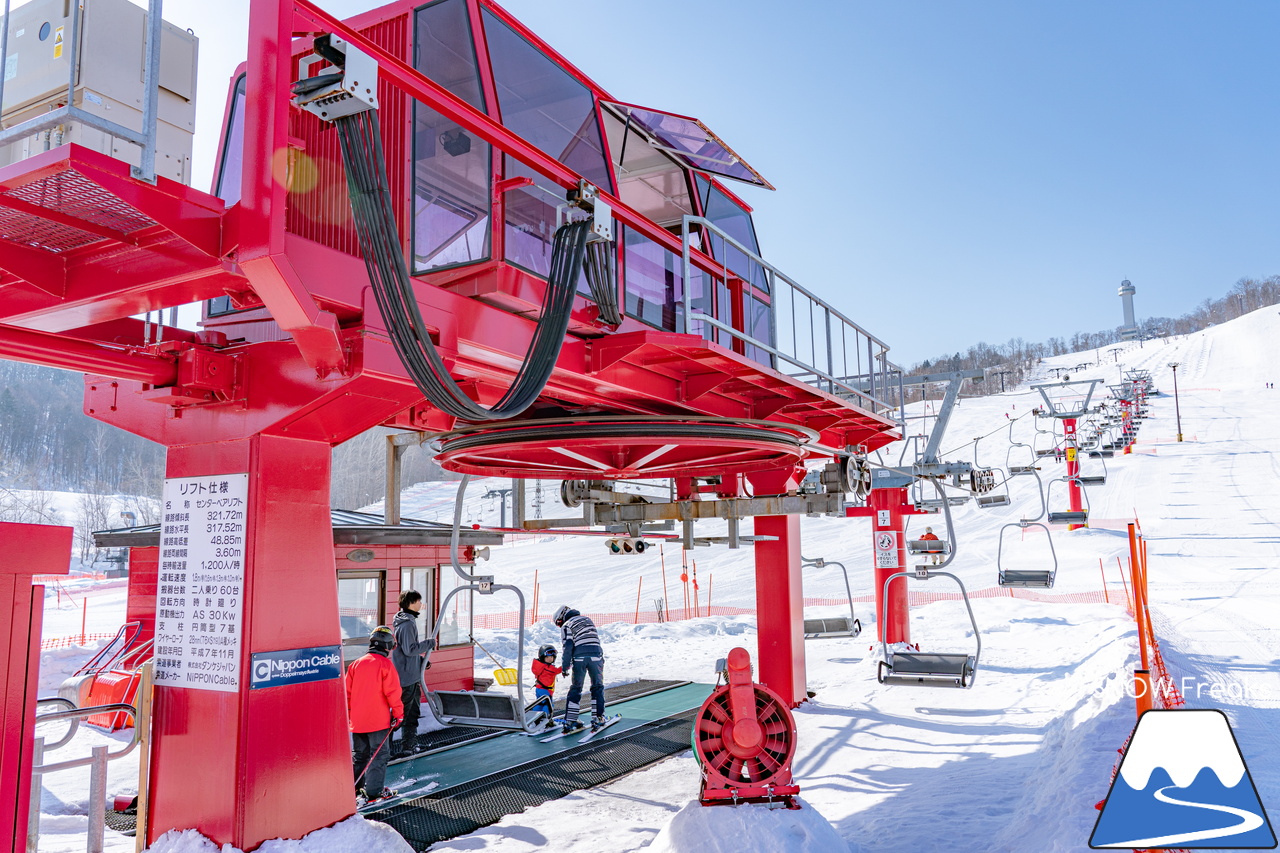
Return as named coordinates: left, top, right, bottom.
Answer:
left=623, top=225, right=683, bottom=331
left=696, top=175, right=765, bottom=291
left=413, top=0, right=492, bottom=272
left=214, top=75, right=247, bottom=205
left=482, top=9, right=612, bottom=192
left=482, top=8, right=613, bottom=278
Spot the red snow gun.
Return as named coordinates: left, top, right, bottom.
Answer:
left=693, top=647, right=800, bottom=808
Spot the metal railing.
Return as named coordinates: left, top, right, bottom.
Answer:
left=0, top=0, right=163, bottom=182
left=680, top=215, right=901, bottom=416
left=30, top=698, right=142, bottom=853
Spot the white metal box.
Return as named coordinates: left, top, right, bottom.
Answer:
left=0, top=0, right=198, bottom=183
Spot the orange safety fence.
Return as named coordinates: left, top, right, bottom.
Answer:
left=39, top=632, right=121, bottom=651
left=1096, top=519, right=1187, bottom=853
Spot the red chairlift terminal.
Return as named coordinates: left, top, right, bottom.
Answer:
left=0, top=0, right=906, bottom=846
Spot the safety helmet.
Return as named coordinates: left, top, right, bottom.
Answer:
left=925, top=526, right=933, bottom=534
left=553, top=605, right=571, bottom=626
left=369, top=625, right=396, bottom=652
left=538, top=644, right=557, bottom=660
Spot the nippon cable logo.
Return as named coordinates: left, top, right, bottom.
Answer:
left=249, top=648, right=342, bottom=685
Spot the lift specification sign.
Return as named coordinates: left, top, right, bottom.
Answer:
left=154, top=473, right=249, bottom=693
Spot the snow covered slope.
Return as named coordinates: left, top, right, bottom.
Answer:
left=35, top=305, right=1280, bottom=852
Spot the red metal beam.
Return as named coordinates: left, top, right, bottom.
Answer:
left=0, top=323, right=177, bottom=385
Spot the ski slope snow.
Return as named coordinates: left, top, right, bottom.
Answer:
left=31, top=306, right=1280, bottom=852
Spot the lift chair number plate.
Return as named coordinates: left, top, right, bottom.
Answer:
left=875, top=532, right=898, bottom=568
left=877, top=510, right=891, bottom=526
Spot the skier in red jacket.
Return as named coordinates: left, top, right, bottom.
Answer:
left=344, top=625, right=404, bottom=803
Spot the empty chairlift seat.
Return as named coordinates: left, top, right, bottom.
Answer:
left=998, top=568, right=1055, bottom=588
left=1047, top=510, right=1088, bottom=524
left=977, top=493, right=1011, bottom=508
left=877, top=569, right=981, bottom=690
left=803, top=616, right=862, bottom=639
left=1075, top=475, right=1106, bottom=486
left=878, top=651, right=976, bottom=688
left=1088, top=450, right=1114, bottom=458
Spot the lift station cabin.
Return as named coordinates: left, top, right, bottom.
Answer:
left=0, top=0, right=903, bottom=846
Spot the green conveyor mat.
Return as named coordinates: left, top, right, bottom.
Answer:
left=384, top=681, right=713, bottom=795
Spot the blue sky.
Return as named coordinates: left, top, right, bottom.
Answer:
left=159, top=0, right=1280, bottom=364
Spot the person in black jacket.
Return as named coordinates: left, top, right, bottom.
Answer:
left=391, top=590, right=433, bottom=757
left=553, top=605, right=605, bottom=734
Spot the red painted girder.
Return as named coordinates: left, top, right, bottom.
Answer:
left=275, top=236, right=898, bottom=447
left=0, top=323, right=178, bottom=385
left=85, top=335, right=421, bottom=446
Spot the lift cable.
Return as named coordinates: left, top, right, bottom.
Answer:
left=334, top=108, right=593, bottom=422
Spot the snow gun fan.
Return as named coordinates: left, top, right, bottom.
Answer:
left=693, top=647, right=800, bottom=808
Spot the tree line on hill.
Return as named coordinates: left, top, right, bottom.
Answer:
left=900, top=275, right=1280, bottom=401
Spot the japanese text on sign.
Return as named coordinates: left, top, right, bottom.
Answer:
left=154, top=473, right=249, bottom=693
left=874, top=531, right=899, bottom=569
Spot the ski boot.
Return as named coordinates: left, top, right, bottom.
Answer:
left=561, top=719, right=585, bottom=735
left=358, top=787, right=398, bottom=807
left=591, top=714, right=607, bottom=732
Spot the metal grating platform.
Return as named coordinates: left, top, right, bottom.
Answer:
left=0, top=205, right=104, bottom=252
left=7, top=169, right=157, bottom=234
left=370, top=710, right=697, bottom=849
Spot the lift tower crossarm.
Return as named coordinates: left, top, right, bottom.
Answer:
left=900, top=370, right=984, bottom=465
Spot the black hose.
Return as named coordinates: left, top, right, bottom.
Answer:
left=333, top=109, right=590, bottom=422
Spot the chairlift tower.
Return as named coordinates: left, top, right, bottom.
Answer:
left=848, top=370, right=983, bottom=644
left=1031, top=378, right=1100, bottom=530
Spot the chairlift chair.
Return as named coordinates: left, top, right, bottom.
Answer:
left=907, top=538, right=952, bottom=556
left=1073, top=451, right=1107, bottom=487
left=421, top=476, right=546, bottom=734
left=800, top=556, right=862, bottom=640
left=996, top=521, right=1058, bottom=588
left=1005, top=420, right=1038, bottom=475
left=877, top=569, right=981, bottom=688
left=1045, top=476, right=1089, bottom=525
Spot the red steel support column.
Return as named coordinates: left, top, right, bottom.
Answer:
left=1064, top=417, right=1084, bottom=530
left=749, top=468, right=806, bottom=708
left=867, top=487, right=911, bottom=646
left=146, top=435, right=352, bottom=848
left=0, top=523, right=72, bottom=853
